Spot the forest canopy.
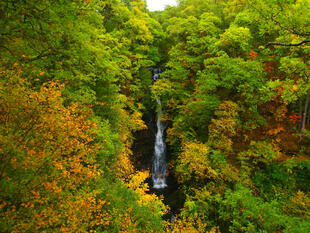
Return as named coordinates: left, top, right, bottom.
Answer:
left=0, top=0, right=310, bottom=232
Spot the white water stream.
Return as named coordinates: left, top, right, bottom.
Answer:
left=152, top=69, right=167, bottom=189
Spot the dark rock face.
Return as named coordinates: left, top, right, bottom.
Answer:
left=132, top=110, right=156, bottom=171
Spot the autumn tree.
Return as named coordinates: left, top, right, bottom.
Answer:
left=0, top=71, right=102, bottom=232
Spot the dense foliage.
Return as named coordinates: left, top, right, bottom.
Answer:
left=1, top=0, right=310, bottom=232
left=154, top=0, right=310, bottom=232
left=0, top=0, right=165, bottom=232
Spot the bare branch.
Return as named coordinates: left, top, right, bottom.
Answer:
left=0, top=45, right=16, bottom=56
left=0, top=44, right=55, bottom=62
left=266, top=40, right=310, bottom=47
left=22, top=51, right=55, bottom=62
left=286, top=28, right=310, bottom=37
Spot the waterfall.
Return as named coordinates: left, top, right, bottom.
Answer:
left=152, top=69, right=167, bottom=189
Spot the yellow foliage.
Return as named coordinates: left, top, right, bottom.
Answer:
left=176, top=141, right=218, bottom=183
left=130, top=111, right=147, bottom=131
left=165, top=215, right=210, bottom=233
left=283, top=191, right=310, bottom=219
left=208, top=101, right=238, bottom=152
left=0, top=73, right=105, bottom=232
left=114, top=142, right=135, bottom=179
left=126, top=170, right=166, bottom=211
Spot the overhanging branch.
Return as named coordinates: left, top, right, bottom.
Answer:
left=247, top=1, right=310, bottom=37
left=266, top=40, right=310, bottom=47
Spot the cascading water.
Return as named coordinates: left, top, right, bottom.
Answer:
left=152, top=68, right=167, bottom=189
left=152, top=99, right=168, bottom=189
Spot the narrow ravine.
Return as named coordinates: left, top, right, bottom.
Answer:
left=150, top=69, right=184, bottom=216
left=131, top=67, right=184, bottom=217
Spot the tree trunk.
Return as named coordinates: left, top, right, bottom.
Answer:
left=301, top=89, right=310, bottom=131
left=299, top=98, right=303, bottom=130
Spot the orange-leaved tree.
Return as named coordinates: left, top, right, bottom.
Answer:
left=0, top=70, right=108, bottom=232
